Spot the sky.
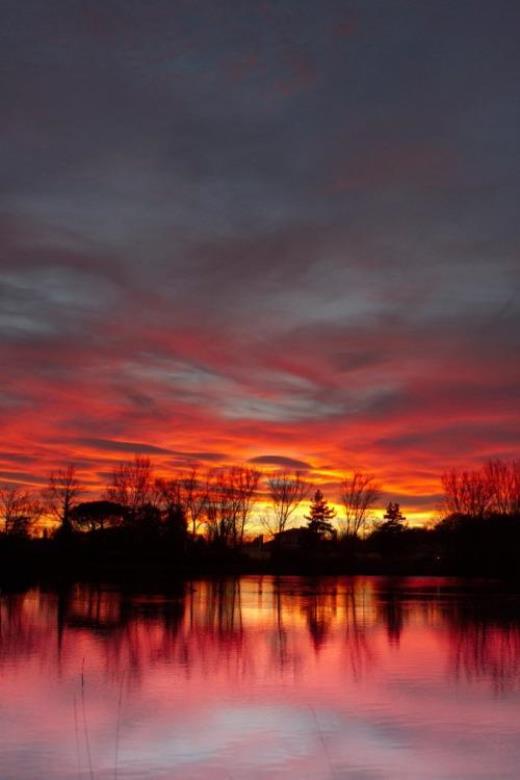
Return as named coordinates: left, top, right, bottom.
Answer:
left=1, top=0, right=519, bottom=522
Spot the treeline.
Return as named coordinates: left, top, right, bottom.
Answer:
left=0, top=458, right=519, bottom=582
left=442, top=460, right=520, bottom=517
left=0, top=458, right=381, bottom=542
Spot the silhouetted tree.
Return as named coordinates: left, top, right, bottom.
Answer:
left=43, top=465, right=81, bottom=533
left=442, top=460, right=520, bottom=519
left=104, top=456, right=156, bottom=525
left=155, top=476, right=182, bottom=514
left=435, top=459, right=520, bottom=578
left=0, top=484, right=42, bottom=537
left=201, top=467, right=259, bottom=546
left=203, top=470, right=226, bottom=544
left=379, top=502, right=406, bottom=533
left=179, top=469, right=207, bottom=536
left=484, top=459, right=520, bottom=515
left=340, top=471, right=381, bottom=537
left=155, top=478, right=188, bottom=547
left=305, top=489, right=336, bottom=538
left=442, top=468, right=491, bottom=518
left=71, top=500, right=125, bottom=532
left=229, top=466, right=260, bottom=546
left=263, top=471, right=309, bottom=537
left=164, top=502, right=188, bottom=547
left=365, top=503, right=408, bottom=560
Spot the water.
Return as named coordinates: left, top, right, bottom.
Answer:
left=1, top=576, right=520, bottom=780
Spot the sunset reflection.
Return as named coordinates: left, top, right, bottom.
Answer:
left=1, top=578, right=520, bottom=779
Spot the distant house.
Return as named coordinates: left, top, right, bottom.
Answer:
left=243, top=535, right=269, bottom=561
left=271, top=527, right=311, bottom=550
left=268, top=525, right=337, bottom=551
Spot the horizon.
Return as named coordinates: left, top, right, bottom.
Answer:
left=5, top=451, right=442, bottom=531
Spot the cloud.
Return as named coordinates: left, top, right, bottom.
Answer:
left=0, top=0, right=518, bottom=518
left=247, top=455, right=312, bottom=470
left=0, top=470, right=46, bottom=485
left=169, top=451, right=229, bottom=463
left=72, top=439, right=173, bottom=455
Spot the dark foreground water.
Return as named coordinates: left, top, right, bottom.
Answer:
left=1, top=576, right=520, bottom=780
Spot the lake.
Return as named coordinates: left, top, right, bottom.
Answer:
left=1, top=576, right=520, bottom=779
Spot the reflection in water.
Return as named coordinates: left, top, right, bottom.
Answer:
left=447, top=597, right=520, bottom=693
left=376, top=579, right=405, bottom=646
left=1, top=577, right=520, bottom=779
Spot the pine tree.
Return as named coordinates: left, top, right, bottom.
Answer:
left=305, top=489, right=336, bottom=537
left=380, top=502, right=406, bottom=532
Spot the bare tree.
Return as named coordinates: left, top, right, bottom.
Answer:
left=203, top=469, right=230, bottom=544
left=510, top=460, right=520, bottom=514
left=153, top=477, right=188, bottom=542
left=442, top=467, right=491, bottom=517
left=340, top=471, right=381, bottom=537
left=442, top=460, right=520, bottom=519
left=229, top=466, right=260, bottom=546
left=155, top=469, right=210, bottom=536
left=200, top=467, right=259, bottom=546
left=264, top=471, right=309, bottom=537
left=180, top=468, right=207, bottom=536
left=484, top=459, right=520, bottom=515
left=104, top=456, right=156, bottom=523
left=155, top=476, right=182, bottom=512
left=43, top=464, right=81, bottom=531
left=0, top=484, right=42, bottom=536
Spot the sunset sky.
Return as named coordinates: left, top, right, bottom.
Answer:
left=1, top=1, right=519, bottom=523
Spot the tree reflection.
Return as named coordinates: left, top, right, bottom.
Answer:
left=447, top=597, right=520, bottom=692
left=0, top=591, right=41, bottom=661
left=1, top=578, right=520, bottom=697
left=376, top=579, right=405, bottom=646
left=342, top=581, right=374, bottom=679
left=300, top=579, right=337, bottom=654
left=270, top=577, right=291, bottom=671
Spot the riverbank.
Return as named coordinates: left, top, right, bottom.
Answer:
left=2, top=523, right=520, bottom=589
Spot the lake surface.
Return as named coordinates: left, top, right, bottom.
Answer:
left=1, top=576, right=520, bottom=779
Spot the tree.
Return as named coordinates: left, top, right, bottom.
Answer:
left=155, top=478, right=188, bottom=542
left=179, top=469, right=207, bottom=536
left=203, top=469, right=231, bottom=545
left=155, top=476, right=182, bottom=513
left=71, top=500, right=125, bottom=532
left=228, top=466, right=260, bottom=546
left=442, top=460, right=520, bottom=520
left=441, top=468, right=491, bottom=518
left=43, top=465, right=81, bottom=532
left=340, top=471, right=381, bottom=537
left=379, top=502, right=406, bottom=532
left=305, top=489, right=336, bottom=538
left=201, top=466, right=260, bottom=546
left=483, top=459, right=520, bottom=515
left=0, top=484, right=41, bottom=537
left=165, top=502, right=188, bottom=547
left=104, top=456, right=156, bottom=524
left=264, top=471, right=309, bottom=537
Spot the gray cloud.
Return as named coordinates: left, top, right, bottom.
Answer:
left=0, top=0, right=519, bottom=496
left=247, top=455, right=312, bottom=470
left=73, top=438, right=173, bottom=455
